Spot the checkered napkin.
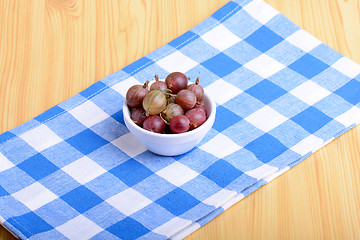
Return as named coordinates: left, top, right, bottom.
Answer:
left=1, top=0, right=360, bottom=239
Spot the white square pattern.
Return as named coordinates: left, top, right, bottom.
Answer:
left=199, top=133, right=242, bottom=159
left=20, top=125, right=62, bottom=152
left=203, top=189, right=237, bottom=208
left=332, top=57, right=360, bottom=79
left=335, top=106, right=360, bottom=127
left=12, top=182, right=57, bottom=211
left=111, top=133, right=147, bottom=158
left=244, top=54, right=286, bottom=78
left=201, top=24, right=242, bottom=51
left=68, top=101, right=109, bottom=128
left=56, top=215, right=102, bottom=240
left=0, top=153, right=14, bottom=172
left=111, top=77, right=142, bottom=97
left=245, top=164, right=279, bottom=180
left=286, top=30, right=322, bottom=52
left=156, top=162, right=198, bottom=187
left=245, top=106, right=288, bottom=132
left=204, top=79, right=242, bottom=104
left=290, top=135, right=323, bottom=156
left=243, top=0, right=279, bottom=24
left=62, top=156, right=106, bottom=185
left=153, top=217, right=192, bottom=238
left=106, top=188, right=152, bottom=216
left=290, top=80, right=331, bottom=105
left=264, top=166, right=290, bottom=182
left=156, top=51, right=198, bottom=74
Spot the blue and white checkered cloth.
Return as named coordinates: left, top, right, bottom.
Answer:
left=1, top=0, right=360, bottom=239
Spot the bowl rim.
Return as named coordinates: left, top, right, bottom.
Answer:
left=123, top=91, right=216, bottom=139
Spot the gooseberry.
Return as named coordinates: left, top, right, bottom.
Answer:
left=126, top=80, right=149, bottom=108
left=169, top=115, right=190, bottom=134
left=185, top=108, right=206, bottom=130
left=165, top=72, right=188, bottom=94
left=131, top=108, right=147, bottom=126
left=193, top=104, right=207, bottom=116
left=187, top=77, right=204, bottom=103
left=142, top=90, right=167, bottom=116
left=150, top=74, right=167, bottom=92
left=162, top=103, right=184, bottom=122
left=143, top=116, right=165, bottom=133
left=175, top=89, right=196, bottom=110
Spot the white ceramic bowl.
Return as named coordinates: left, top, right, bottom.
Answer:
left=123, top=92, right=216, bottom=156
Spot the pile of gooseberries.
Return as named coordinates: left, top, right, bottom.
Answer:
left=126, top=72, right=207, bottom=134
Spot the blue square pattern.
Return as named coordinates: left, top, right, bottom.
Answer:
left=168, top=31, right=199, bottom=49
left=180, top=38, right=220, bottom=65
left=289, top=54, right=329, bottom=79
left=268, top=93, right=309, bottom=119
left=181, top=175, right=223, bottom=202
left=39, top=170, right=81, bottom=196
left=0, top=131, right=16, bottom=145
left=46, top=112, right=88, bottom=140
left=313, top=94, right=354, bottom=119
left=84, top=202, right=127, bottom=229
left=34, top=198, right=79, bottom=228
left=245, top=133, right=288, bottom=163
left=111, top=109, right=125, bottom=125
left=122, top=57, right=154, bottom=76
left=133, top=174, right=176, bottom=201
left=202, top=160, right=244, bottom=188
left=109, top=159, right=154, bottom=187
left=34, top=106, right=65, bottom=123
left=0, top=167, right=36, bottom=194
left=61, top=186, right=103, bottom=214
left=245, top=25, right=284, bottom=52
left=106, top=217, right=150, bottom=240
left=269, top=120, right=311, bottom=148
left=224, top=41, right=263, bottom=66
left=211, top=1, right=241, bottom=22
left=6, top=212, right=53, bottom=239
left=0, top=138, right=38, bottom=165
left=246, top=79, right=287, bottom=104
left=90, top=117, right=128, bottom=142
left=41, top=141, right=83, bottom=168
left=222, top=120, right=264, bottom=147
left=222, top=9, right=263, bottom=39
left=85, top=172, right=128, bottom=200
left=0, top=185, right=9, bottom=197
left=213, top=105, right=242, bottom=132
left=311, top=67, right=351, bottom=92
left=266, top=14, right=300, bottom=39
left=155, top=188, right=201, bottom=216
left=222, top=66, right=263, bottom=90
left=334, top=79, right=360, bottom=105
left=66, top=129, right=109, bottom=155
left=201, top=52, right=242, bottom=78
left=291, top=106, right=333, bottom=134
left=17, top=153, right=59, bottom=181
left=79, top=81, right=108, bottom=99
left=130, top=203, right=175, bottom=230
left=266, top=40, right=306, bottom=66
left=90, top=88, right=125, bottom=116
left=88, top=144, right=130, bottom=171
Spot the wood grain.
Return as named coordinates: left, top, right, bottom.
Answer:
left=0, top=0, right=359, bottom=239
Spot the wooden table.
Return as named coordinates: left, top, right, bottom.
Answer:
left=0, top=0, right=359, bottom=239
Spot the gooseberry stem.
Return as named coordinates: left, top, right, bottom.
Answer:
left=155, top=74, right=159, bottom=82
left=195, top=77, right=200, bottom=85
left=143, top=80, right=150, bottom=89
left=160, top=113, right=169, bottom=124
